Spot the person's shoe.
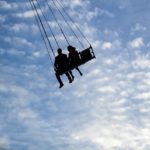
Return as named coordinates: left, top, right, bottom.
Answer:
left=59, top=83, right=64, bottom=88
left=69, top=79, right=72, bottom=83
left=80, top=73, right=83, bottom=76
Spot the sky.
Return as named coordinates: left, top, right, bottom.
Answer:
left=0, top=0, right=150, bottom=150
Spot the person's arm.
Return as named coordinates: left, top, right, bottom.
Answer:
left=54, top=58, right=58, bottom=71
left=68, top=53, right=71, bottom=61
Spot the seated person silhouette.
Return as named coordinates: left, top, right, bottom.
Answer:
left=67, top=45, right=83, bottom=76
left=55, top=48, right=74, bottom=88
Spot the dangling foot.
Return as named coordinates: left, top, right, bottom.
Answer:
left=59, top=83, right=64, bottom=88
left=69, top=79, right=73, bottom=83
left=80, top=72, right=83, bottom=76
left=69, top=76, right=74, bottom=83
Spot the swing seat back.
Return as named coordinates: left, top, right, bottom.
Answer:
left=79, top=46, right=95, bottom=64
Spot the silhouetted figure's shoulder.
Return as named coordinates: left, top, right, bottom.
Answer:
left=55, top=53, right=68, bottom=65
left=67, top=45, right=81, bottom=67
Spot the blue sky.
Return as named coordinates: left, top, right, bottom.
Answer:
left=0, top=0, right=150, bottom=150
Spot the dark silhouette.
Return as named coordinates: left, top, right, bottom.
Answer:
left=67, top=45, right=83, bottom=76
left=55, top=48, right=74, bottom=88
left=79, top=45, right=95, bottom=63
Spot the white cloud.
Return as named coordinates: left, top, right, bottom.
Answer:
left=86, top=9, right=99, bottom=21
left=16, top=10, right=35, bottom=18
left=71, top=117, right=150, bottom=150
left=11, top=23, right=27, bottom=32
left=101, top=42, right=112, bottom=50
left=15, top=3, right=47, bottom=18
left=131, top=23, right=147, bottom=35
left=85, top=7, right=113, bottom=21
left=97, top=86, right=116, bottom=93
left=69, top=0, right=87, bottom=8
left=71, top=123, right=127, bottom=149
left=4, top=37, right=33, bottom=48
left=0, top=1, right=18, bottom=10
left=1, top=1, right=150, bottom=150
left=100, top=39, right=121, bottom=51
left=135, top=92, right=150, bottom=100
left=0, top=137, right=10, bottom=150
left=129, top=37, right=144, bottom=48
left=18, top=108, right=38, bottom=120
left=104, top=59, right=115, bottom=65
left=6, top=48, right=25, bottom=56
left=72, top=0, right=82, bottom=6
left=10, top=23, right=38, bottom=33
left=104, top=29, right=119, bottom=38
left=97, top=8, right=114, bottom=17
left=132, top=56, right=150, bottom=69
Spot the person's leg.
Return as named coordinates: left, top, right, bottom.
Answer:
left=68, top=70, right=74, bottom=81
left=75, top=67, right=83, bottom=76
left=65, top=72, right=73, bottom=83
left=55, top=72, right=64, bottom=88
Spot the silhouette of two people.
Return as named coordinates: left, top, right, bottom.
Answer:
left=55, top=46, right=82, bottom=88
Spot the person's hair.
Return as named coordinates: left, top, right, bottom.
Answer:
left=57, top=48, right=62, bottom=54
left=67, top=45, right=75, bottom=51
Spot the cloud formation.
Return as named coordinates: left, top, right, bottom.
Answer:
left=0, top=0, right=150, bottom=150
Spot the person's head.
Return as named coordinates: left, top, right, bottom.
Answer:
left=67, top=45, right=75, bottom=51
left=57, top=48, right=62, bottom=54
left=67, top=46, right=71, bottom=52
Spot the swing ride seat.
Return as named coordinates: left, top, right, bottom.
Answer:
left=57, top=46, right=96, bottom=76
left=79, top=46, right=95, bottom=65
